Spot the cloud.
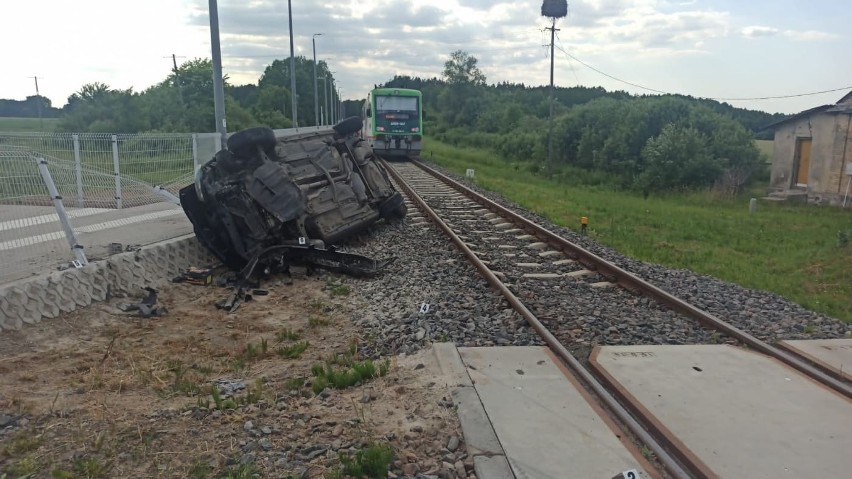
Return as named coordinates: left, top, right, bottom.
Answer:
left=742, top=25, right=839, bottom=41
left=742, top=25, right=780, bottom=38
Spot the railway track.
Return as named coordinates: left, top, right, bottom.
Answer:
left=381, top=159, right=851, bottom=479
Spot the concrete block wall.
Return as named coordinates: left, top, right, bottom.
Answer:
left=0, top=234, right=216, bottom=332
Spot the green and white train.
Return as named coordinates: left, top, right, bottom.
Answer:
left=361, top=88, right=422, bottom=160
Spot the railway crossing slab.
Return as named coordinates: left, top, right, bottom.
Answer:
left=589, top=344, right=852, bottom=478
left=448, top=345, right=655, bottom=479
left=778, top=338, right=852, bottom=381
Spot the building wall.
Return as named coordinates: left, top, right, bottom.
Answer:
left=771, top=113, right=852, bottom=205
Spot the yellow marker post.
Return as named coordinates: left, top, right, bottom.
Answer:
left=580, top=216, right=588, bottom=235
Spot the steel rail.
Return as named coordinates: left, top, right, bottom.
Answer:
left=384, top=160, right=695, bottom=479
left=410, top=159, right=852, bottom=399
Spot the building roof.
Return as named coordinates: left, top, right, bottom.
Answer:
left=827, top=103, right=852, bottom=114
left=761, top=104, right=833, bottom=131
left=838, top=90, right=852, bottom=105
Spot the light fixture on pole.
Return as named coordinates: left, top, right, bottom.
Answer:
left=312, top=33, right=323, bottom=126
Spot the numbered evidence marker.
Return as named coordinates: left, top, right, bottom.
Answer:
left=419, top=303, right=430, bottom=314
left=611, top=469, right=640, bottom=479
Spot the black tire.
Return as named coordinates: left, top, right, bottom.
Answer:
left=378, top=192, right=407, bottom=223
left=227, top=127, right=276, bottom=156
left=333, top=116, right=363, bottom=137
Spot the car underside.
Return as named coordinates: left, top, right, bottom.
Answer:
left=179, top=118, right=406, bottom=280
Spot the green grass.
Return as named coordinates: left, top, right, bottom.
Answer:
left=328, top=444, right=394, bottom=479
left=423, top=137, right=852, bottom=323
left=311, top=358, right=391, bottom=394
left=755, top=139, right=774, bottom=162
left=0, top=117, right=60, bottom=132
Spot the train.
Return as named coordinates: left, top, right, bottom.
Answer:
left=361, top=87, right=422, bottom=160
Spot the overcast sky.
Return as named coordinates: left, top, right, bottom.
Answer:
left=2, top=0, right=850, bottom=114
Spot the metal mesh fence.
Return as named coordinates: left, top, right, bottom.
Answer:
left=0, top=133, right=199, bottom=283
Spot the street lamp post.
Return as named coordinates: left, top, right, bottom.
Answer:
left=312, top=33, right=322, bottom=126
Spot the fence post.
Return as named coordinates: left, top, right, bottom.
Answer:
left=72, top=134, right=85, bottom=208
left=111, top=134, right=122, bottom=209
left=192, top=133, right=199, bottom=172
left=35, top=156, right=88, bottom=267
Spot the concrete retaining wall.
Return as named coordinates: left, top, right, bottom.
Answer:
left=0, top=234, right=216, bottom=332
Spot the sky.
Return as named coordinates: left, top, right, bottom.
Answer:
left=1, top=0, right=850, bottom=114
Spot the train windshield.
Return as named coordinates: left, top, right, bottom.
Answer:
left=376, top=96, right=417, bottom=112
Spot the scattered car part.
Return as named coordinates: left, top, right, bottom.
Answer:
left=117, top=287, right=166, bottom=317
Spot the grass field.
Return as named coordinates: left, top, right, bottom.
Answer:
left=755, top=139, right=774, bottom=162
left=422, top=137, right=852, bottom=323
left=0, top=116, right=60, bottom=132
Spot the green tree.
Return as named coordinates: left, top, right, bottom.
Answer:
left=442, top=50, right=486, bottom=85
left=60, top=83, right=145, bottom=133
left=637, top=123, right=719, bottom=192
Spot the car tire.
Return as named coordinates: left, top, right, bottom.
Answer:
left=333, top=116, right=363, bottom=137
left=227, top=127, right=277, bottom=156
left=378, top=192, right=407, bottom=222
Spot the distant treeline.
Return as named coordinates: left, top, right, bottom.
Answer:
left=384, top=50, right=787, bottom=193
left=0, top=51, right=791, bottom=193
left=0, top=97, right=61, bottom=118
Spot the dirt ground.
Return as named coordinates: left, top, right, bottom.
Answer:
left=0, top=271, right=469, bottom=479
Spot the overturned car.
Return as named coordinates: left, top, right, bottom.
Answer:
left=179, top=118, right=406, bottom=279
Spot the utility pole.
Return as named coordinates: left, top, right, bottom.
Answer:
left=546, top=17, right=558, bottom=178
left=165, top=54, right=187, bottom=111
left=29, top=76, right=43, bottom=129
left=287, top=0, right=298, bottom=126
left=208, top=0, right=227, bottom=146
left=312, top=33, right=322, bottom=126
left=541, top=0, right=566, bottom=178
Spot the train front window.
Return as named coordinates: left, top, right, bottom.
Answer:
left=376, top=96, right=417, bottom=113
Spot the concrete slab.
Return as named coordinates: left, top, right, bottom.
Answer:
left=778, top=338, right=852, bottom=381
left=458, top=347, right=653, bottom=479
left=590, top=345, right=852, bottom=479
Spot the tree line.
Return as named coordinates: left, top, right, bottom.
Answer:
left=50, top=57, right=341, bottom=133
left=387, top=50, right=785, bottom=193
left=1, top=50, right=789, bottom=193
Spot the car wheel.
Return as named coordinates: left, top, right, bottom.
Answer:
left=227, top=127, right=276, bottom=156
left=333, top=116, right=363, bottom=137
left=378, top=192, right=407, bottom=222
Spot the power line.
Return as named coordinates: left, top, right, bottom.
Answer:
left=553, top=43, right=851, bottom=101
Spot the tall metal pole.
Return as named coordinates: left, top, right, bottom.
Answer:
left=312, top=33, right=322, bottom=126
left=326, top=73, right=332, bottom=125
left=288, top=0, right=298, bottom=126
left=330, top=78, right=336, bottom=124
left=546, top=17, right=557, bottom=178
left=320, top=76, right=327, bottom=124
left=208, top=0, right=227, bottom=146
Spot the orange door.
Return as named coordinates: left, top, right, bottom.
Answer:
left=795, top=139, right=811, bottom=186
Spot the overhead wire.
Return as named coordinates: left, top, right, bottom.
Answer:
left=553, top=43, right=851, bottom=101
